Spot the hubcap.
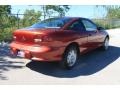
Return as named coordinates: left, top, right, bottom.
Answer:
left=104, top=38, right=109, bottom=50
left=67, top=49, right=77, bottom=67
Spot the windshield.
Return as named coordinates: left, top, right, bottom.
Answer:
left=30, top=17, right=71, bottom=28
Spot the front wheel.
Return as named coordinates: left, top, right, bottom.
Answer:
left=102, top=37, right=109, bottom=50
left=61, top=45, right=79, bottom=69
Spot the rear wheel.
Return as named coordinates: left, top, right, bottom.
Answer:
left=61, top=45, right=79, bottom=69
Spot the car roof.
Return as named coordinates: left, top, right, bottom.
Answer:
left=43, top=17, right=90, bottom=21
left=53, top=16, right=90, bottom=20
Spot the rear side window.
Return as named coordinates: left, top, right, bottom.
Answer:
left=82, top=19, right=97, bottom=31
left=67, top=20, right=85, bottom=32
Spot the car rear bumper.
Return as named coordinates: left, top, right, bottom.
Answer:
left=10, top=42, right=64, bottom=61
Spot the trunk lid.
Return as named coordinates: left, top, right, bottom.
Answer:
left=13, top=28, right=59, bottom=44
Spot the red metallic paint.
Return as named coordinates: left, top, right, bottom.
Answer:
left=10, top=17, right=108, bottom=61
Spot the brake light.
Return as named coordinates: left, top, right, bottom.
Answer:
left=34, top=38, right=42, bottom=43
left=34, top=36, right=53, bottom=43
left=13, top=36, right=17, bottom=40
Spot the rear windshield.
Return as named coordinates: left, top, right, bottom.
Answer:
left=30, top=18, right=71, bottom=28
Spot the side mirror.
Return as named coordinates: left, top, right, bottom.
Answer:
left=97, top=27, right=104, bottom=30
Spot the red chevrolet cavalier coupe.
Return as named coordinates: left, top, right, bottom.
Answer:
left=10, top=17, right=109, bottom=69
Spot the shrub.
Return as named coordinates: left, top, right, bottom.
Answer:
left=0, top=28, right=15, bottom=42
left=93, top=19, right=120, bottom=29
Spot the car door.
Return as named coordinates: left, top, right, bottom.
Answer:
left=81, top=18, right=100, bottom=50
left=66, top=19, right=89, bottom=54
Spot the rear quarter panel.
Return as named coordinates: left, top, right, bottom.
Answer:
left=45, top=30, right=88, bottom=54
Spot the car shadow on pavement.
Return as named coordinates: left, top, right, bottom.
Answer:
left=0, top=45, right=24, bottom=80
left=26, top=46, right=120, bottom=78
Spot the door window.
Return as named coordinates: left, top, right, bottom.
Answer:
left=67, top=20, right=85, bottom=32
left=82, top=19, right=97, bottom=31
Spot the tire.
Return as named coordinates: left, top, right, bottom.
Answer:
left=60, top=45, right=79, bottom=69
left=101, top=37, right=109, bottom=50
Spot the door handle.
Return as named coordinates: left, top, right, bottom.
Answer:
left=94, top=30, right=98, bottom=33
left=89, top=33, right=92, bottom=36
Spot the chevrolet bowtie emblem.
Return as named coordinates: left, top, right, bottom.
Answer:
left=22, top=36, right=26, bottom=41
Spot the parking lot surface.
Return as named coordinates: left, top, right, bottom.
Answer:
left=0, top=29, right=120, bottom=84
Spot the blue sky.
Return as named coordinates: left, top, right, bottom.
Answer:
left=11, top=5, right=107, bottom=19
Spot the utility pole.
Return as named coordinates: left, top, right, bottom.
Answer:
left=17, top=10, right=20, bottom=29
left=42, top=5, right=46, bottom=20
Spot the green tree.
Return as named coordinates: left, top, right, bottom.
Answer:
left=106, top=7, right=120, bottom=19
left=9, top=15, right=18, bottom=27
left=22, top=9, right=42, bottom=27
left=96, top=5, right=120, bottom=19
left=0, top=5, right=18, bottom=42
left=0, top=5, right=11, bottom=14
left=41, top=5, right=70, bottom=19
left=0, top=5, right=11, bottom=30
left=95, top=5, right=120, bottom=29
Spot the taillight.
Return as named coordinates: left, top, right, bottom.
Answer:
left=34, top=38, right=42, bottom=43
left=34, top=35, right=53, bottom=43
left=13, top=36, right=17, bottom=40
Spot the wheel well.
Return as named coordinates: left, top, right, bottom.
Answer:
left=64, top=42, right=80, bottom=54
left=106, top=35, right=109, bottom=40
